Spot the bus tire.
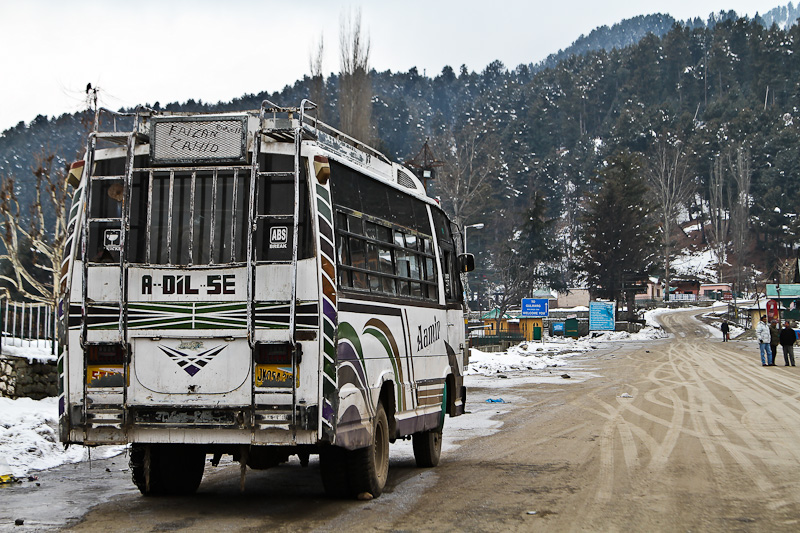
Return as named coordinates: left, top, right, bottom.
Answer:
left=319, top=446, right=349, bottom=498
left=412, top=428, right=442, bottom=467
left=346, top=402, right=390, bottom=498
left=413, top=381, right=446, bottom=467
left=130, top=444, right=205, bottom=496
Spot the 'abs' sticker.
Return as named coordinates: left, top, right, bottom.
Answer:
left=270, top=226, right=288, bottom=249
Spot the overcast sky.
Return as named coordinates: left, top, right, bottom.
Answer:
left=0, top=0, right=785, bottom=132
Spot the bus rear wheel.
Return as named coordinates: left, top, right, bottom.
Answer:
left=130, top=444, right=206, bottom=496
left=346, top=402, right=390, bottom=498
left=319, top=445, right=349, bottom=498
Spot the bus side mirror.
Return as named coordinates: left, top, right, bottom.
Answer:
left=458, top=253, right=475, bottom=273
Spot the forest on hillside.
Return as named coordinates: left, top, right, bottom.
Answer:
left=2, top=7, right=800, bottom=307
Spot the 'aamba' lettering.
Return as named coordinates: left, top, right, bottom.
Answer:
left=416, top=318, right=441, bottom=351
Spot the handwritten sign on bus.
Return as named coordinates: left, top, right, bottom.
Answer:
left=151, top=116, right=247, bottom=164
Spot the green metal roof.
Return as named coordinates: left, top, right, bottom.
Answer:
left=766, top=284, right=800, bottom=299
left=481, top=309, right=512, bottom=320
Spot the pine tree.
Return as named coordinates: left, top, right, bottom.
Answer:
left=578, top=151, right=658, bottom=314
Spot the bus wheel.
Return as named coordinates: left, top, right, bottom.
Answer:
left=412, top=428, right=442, bottom=467
left=347, top=402, right=390, bottom=498
left=319, top=446, right=349, bottom=498
left=413, top=382, right=446, bottom=467
left=130, top=444, right=206, bottom=496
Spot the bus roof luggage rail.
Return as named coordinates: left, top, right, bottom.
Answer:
left=258, top=99, right=393, bottom=166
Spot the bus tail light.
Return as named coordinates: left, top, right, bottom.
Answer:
left=86, top=344, right=126, bottom=364
left=86, top=344, right=126, bottom=387
left=254, top=343, right=292, bottom=365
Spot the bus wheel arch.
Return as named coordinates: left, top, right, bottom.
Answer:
left=378, top=380, right=397, bottom=441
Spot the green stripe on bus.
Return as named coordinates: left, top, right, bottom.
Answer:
left=317, top=198, right=332, bottom=224
left=316, top=184, right=330, bottom=204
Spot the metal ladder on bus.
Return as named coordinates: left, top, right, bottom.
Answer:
left=249, top=100, right=308, bottom=430
left=79, top=116, right=137, bottom=431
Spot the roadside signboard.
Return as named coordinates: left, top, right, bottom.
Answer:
left=589, top=301, right=615, bottom=331
left=553, top=322, right=565, bottom=334
left=521, top=298, right=549, bottom=317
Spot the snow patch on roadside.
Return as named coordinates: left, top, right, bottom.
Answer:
left=466, top=323, right=667, bottom=377
left=0, top=397, right=125, bottom=477
left=1, top=340, right=56, bottom=363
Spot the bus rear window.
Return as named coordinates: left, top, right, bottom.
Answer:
left=128, top=167, right=249, bottom=265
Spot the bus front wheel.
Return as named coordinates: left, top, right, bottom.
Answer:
left=412, top=428, right=442, bottom=467
left=413, top=381, right=446, bottom=467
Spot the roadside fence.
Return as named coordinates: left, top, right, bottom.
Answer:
left=1, top=300, right=56, bottom=353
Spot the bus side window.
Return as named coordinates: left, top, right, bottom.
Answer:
left=441, top=249, right=453, bottom=301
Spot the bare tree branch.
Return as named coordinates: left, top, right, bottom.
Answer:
left=0, top=148, right=71, bottom=304
left=707, top=155, right=730, bottom=282
left=645, top=136, right=694, bottom=300
left=339, top=8, right=372, bottom=141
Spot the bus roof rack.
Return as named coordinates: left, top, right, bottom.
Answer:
left=91, top=100, right=394, bottom=167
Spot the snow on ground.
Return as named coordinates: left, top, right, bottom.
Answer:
left=1, top=339, right=56, bottom=363
left=0, top=396, right=124, bottom=478
left=671, top=247, right=717, bottom=278
left=699, top=302, right=746, bottom=339
left=467, top=319, right=667, bottom=378
left=0, top=315, right=673, bottom=480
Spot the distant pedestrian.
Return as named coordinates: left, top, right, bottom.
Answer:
left=721, top=320, right=730, bottom=342
left=780, top=320, right=796, bottom=367
left=756, top=315, right=773, bottom=366
left=770, top=319, right=781, bottom=366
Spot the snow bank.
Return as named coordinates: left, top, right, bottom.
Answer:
left=467, top=323, right=667, bottom=376
left=0, top=396, right=124, bottom=477
left=1, top=340, right=56, bottom=363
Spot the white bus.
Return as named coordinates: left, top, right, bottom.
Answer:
left=58, top=101, right=471, bottom=498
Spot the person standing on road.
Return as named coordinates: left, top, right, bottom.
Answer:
left=769, top=319, right=781, bottom=366
left=756, top=315, right=773, bottom=366
left=779, top=320, right=796, bottom=367
left=721, top=320, right=730, bottom=342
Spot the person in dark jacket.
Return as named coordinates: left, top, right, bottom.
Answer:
left=720, top=320, right=730, bottom=341
left=780, top=321, right=796, bottom=367
left=769, top=319, right=781, bottom=366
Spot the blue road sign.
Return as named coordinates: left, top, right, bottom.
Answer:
left=589, top=301, right=615, bottom=331
left=522, top=298, right=549, bottom=317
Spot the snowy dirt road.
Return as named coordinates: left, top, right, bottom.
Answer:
left=6, top=309, right=800, bottom=532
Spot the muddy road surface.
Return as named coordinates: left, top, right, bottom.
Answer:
left=4, top=309, right=800, bottom=532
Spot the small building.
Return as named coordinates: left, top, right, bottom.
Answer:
left=766, top=284, right=800, bottom=321
left=700, top=283, right=733, bottom=301
left=635, top=277, right=663, bottom=301
left=742, top=299, right=787, bottom=328
left=668, top=278, right=701, bottom=301
left=518, top=316, right=545, bottom=341
left=480, top=309, right=513, bottom=334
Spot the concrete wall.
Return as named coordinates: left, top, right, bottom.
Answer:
left=556, top=289, right=590, bottom=308
left=0, top=355, right=58, bottom=400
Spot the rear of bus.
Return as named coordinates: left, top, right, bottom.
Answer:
left=59, top=111, right=325, bottom=493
